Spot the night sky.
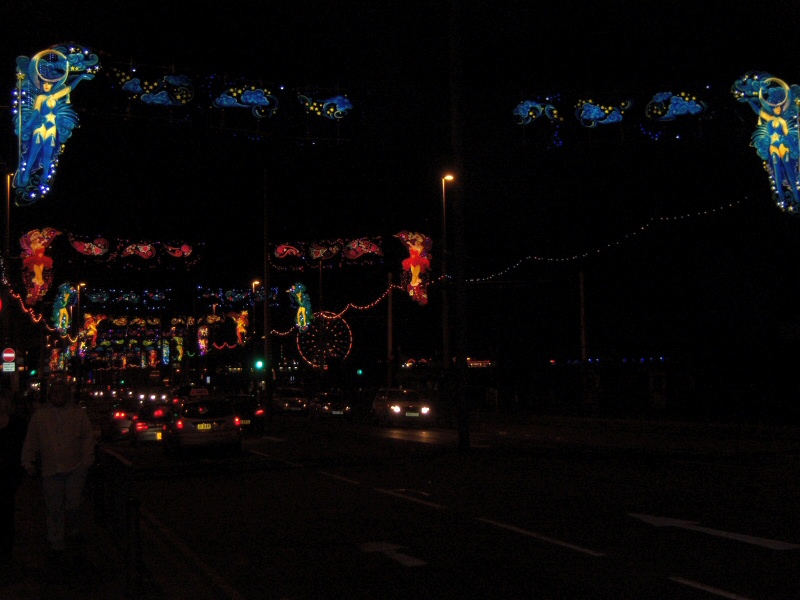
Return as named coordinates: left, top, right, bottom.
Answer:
left=3, top=1, right=800, bottom=379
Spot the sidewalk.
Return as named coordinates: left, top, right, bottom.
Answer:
left=2, top=474, right=130, bottom=600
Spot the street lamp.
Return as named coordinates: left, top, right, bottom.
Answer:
left=251, top=280, right=261, bottom=393
left=441, top=174, right=454, bottom=370
left=74, top=283, right=86, bottom=337
left=251, top=280, right=260, bottom=341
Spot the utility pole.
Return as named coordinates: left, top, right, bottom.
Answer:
left=262, top=168, right=272, bottom=416
left=387, top=272, right=393, bottom=388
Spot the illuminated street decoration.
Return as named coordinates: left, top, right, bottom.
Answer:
left=51, top=282, right=77, bottom=332
left=69, top=234, right=110, bottom=256
left=513, top=99, right=561, bottom=125
left=343, top=238, right=383, bottom=260
left=197, top=325, right=209, bottom=356
left=395, top=231, right=432, bottom=306
left=111, top=65, right=194, bottom=106
left=213, top=85, right=278, bottom=118
left=12, top=44, right=99, bottom=205
left=272, top=237, right=383, bottom=270
left=732, top=72, right=800, bottom=212
left=575, top=98, right=633, bottom=127
left=296, top=311, right=352, bottom=368
left=298, top=94, right=353, bottom=119
left=20, top=227, right=61, bottom=304
left=226, top=310, right=249, bottom=345
left=80, top=313, right=107, bottom=348
left=645, top=91, right=706, bottom=121
left=287, top=283, right=313, bottom=330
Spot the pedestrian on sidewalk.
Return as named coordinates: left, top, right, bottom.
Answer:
left=21, top=378, right=95, bottom=562
left=0, top=388, right=28, bottom=581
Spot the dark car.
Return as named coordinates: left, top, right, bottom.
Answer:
left=230, top=394, right=266, bottom=434
left=128, top=402, right=172, bottom=446
left=371, top=388, right=435, bottom=427
left=272, top=387, right=309, bottom=415
left=163, top=396, right=242, bottom=456
left=101, top=397, right=142, bottom=440
left=308, top=391, right=353, bottom=420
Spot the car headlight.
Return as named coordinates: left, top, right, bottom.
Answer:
left=391, top=405, right=401, bottom=413
left=421, top=407, right=430, bottom=414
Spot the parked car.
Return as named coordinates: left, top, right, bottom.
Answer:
left=163, top=396, right=242, bottom=456
left=128, top=402, right=172, bottom=446
left=371, top=388, right=435, bottom=427
left=230, top=394, right=266, bottom=434
left=272, top=387, right=309, bottom=415
left=308, top=391, right=353, bottom=420
left=101, top=397, right=142, bottom=440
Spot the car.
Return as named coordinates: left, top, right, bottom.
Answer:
left=371, top=388, right=435, bottom=427
left=308, top=391, right=353, bottom=420
left=101, top=397, right=142, bottom=440
left=170, top=384, right=211, bottom=404
left=133, top=387, right=171, bottom=403
left=128, top=402, right=172, bottom=446
left=163, top=396, right=242, bottom=456
left=230, top=394, right=266, bottom=434
left=272, top=387, right=309, bottom=415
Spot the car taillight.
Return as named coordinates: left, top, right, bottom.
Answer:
left=135, top=422, right=148, bottom=431
left=153, top=409, right=165, bottom=417
left=234, top=416, right=241, bottom=426
left=176, top=420, right=184, bottom=429
left=114, top=411, right=127, bottom=419
left=254, top=409, right=264, bottom=416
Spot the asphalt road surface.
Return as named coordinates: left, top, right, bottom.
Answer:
left=103, top=416, right=800, bottom=599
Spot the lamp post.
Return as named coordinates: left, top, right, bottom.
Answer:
left=441, top=174, right=454, bottom=371
left=251, top=279, right=260, bottom=338
left=74, top=283, right=85, bottom=391
left=251, top=280, right=260, bottom=393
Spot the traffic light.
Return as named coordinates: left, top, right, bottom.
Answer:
left=356, top=368, right=364, bottom=376
left=255, top=359, right=264, bottom=370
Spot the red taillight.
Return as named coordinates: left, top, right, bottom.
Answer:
left=254, top=409, right=264, bottom=416
left=153, top=409, right=165, bottom=417
left=135, top=422, right=148, bottom=431
left=113, top=411, right=127, bottom=419
left=175, top=420, right=184, bottom=429
left=234, top=416, right=241, bottom=427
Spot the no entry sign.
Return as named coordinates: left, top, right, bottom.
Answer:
left=2, top=348, right=15, bottom=362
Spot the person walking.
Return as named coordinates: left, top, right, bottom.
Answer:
left=21, top=379, right=95, bottom=562
left=0, top=388, right=28, bottom=582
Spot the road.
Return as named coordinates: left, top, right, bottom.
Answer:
left=102, top=415, right=800, bottom=599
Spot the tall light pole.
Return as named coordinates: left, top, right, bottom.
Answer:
left=441, top=174, right=454, bottom=372
left=251, top=279, right=260, bottom=393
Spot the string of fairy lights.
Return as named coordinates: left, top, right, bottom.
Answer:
left=1, top=197, right=747, bottom=356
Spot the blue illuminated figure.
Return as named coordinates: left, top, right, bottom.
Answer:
left=733, top=72, right=800, bottom=212
left=13, top=45, right=98, bottom=205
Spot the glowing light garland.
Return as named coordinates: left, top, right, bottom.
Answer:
left=3, top=200, right=743, bottom=341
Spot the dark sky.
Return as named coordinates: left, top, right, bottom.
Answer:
left=3, top=0, right=800, bottom=367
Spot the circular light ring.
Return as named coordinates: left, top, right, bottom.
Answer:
left=296, top=311, right=353, bottom=368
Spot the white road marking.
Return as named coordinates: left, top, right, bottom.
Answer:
left=670, top=576, right=754, bottom=600
left=477, top=518, right=606, bottom=556
left=629, top=513, right=800, bottom=550
left=374, top=487, right=445, bottom=509
left=141, top=508, right=246, bottom=600
left=318, top=470, right=360, bottom=484
left=360, top=542, right=427, bottom=566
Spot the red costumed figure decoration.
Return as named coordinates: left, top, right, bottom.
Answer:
left=395, top=231, right=433, bottom=306
left=20, top=228, right=60, bottom=304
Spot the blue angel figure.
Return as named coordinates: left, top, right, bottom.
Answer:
left=13, top=46, right=97, bottom=203
left=733, top=72, right=800, bottom=211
